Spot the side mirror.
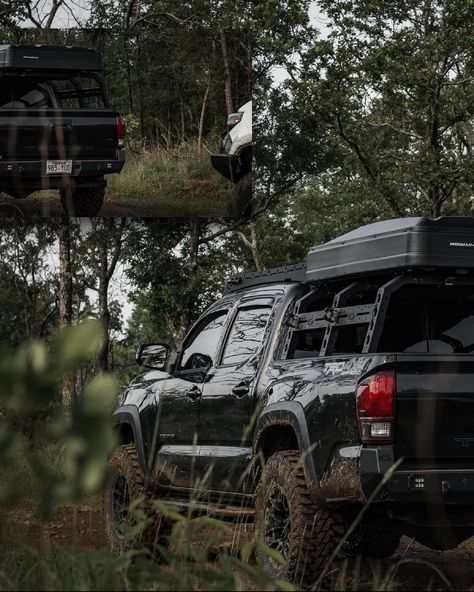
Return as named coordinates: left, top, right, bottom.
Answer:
left=136, top=343, right=170, bottom=371
left=227, top=111, right=243, bottom=127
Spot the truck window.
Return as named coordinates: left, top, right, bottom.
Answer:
left=378, top=286, right=474, bottom=353
left=177, top=311, right=228, bottom=372
left=51, top=76, right=106, bottom=109
left=221, top=306, right=271, bottom=366
left=0, top=81, right=51, bottom=108
left=289, top=329, right=325, bottom=359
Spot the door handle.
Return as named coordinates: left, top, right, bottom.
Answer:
left=186, top=386, right=202, bottom=401
left=232, top=383, right=250, bottom=397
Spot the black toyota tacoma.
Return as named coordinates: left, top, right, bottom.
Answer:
left=106, top=216, right=474, bottom=583
left=0, top=44, right=125, bottom=216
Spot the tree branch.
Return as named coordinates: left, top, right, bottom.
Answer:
left=336, top=113, right=405, bottom=217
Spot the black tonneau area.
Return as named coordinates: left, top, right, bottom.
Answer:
left=394, top=355, right=474, bottom=464
left=0, top=109, right=118, bottom=160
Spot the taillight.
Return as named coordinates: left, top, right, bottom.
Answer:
left=356, top=370, right=396, bottom=444
left=116, top=116, right=126, bottom=149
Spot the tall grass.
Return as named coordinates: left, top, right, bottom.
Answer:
left=106, top=142, right=233, bottom=217
left=0, top=323, right=457, bottom=591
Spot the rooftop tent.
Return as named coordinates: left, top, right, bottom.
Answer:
left=306, top=217, right=474, bottom=282
left=0, top=45, right=102, bottom=73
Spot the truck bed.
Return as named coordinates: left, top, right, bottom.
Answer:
left=394, top=354, right=474, bottom=466
left=0, top=108, right=119, bottom=162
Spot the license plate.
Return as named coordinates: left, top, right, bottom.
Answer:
left=46, top=160, right=73, bottom=175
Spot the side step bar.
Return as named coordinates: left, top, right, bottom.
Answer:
left=161, top=499, right=255, bottom=521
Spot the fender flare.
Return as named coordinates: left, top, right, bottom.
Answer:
left=254, top=401, right=319, bottom=489
left=111, top=404, right=147, bottom=475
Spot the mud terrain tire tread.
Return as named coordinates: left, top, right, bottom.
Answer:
left=255, top=450, right=344, bottom=585
left=60, top=184, right=105, bottom=216
left=104, top=443, right=144, bottom=554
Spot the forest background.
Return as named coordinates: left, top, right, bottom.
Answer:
left=1, top=1, right=474, bottom=589
left=2, top=0, right=474, bottom=390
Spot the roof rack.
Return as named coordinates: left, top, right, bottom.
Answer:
left=225, top=217, right=474, bottom=295
left=224, top=263, right=307, bottom=293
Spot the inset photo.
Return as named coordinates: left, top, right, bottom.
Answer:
left=0, top=24, right=251, bottom=218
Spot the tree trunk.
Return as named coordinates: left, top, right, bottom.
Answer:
left=97, top=219, right=126, bottom=372
left=237, top=222, right=263, bottom=271
left=97, top=237, right=110, bottom=372
left=220, top=27, right=234, bottom=114
left=59, top=217, right=73, bottom=414
left=198, top=79, right=210, bottom=162
left=188, top=218, right=200, bottom=277
left=180, top=97, right=186, bottom=142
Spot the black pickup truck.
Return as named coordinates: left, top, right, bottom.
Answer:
left=0, top=44, right=125, bottom=216
left=106, top=216, right=474, bottom=583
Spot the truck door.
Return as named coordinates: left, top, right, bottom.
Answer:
left=152, top=310, right=228, bottom=493
left=198, top=298, right=274, bottom=496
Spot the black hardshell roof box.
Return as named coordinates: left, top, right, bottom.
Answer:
left=0, top=44, right=102, bottom=72
left=307, top=217, right=474, bottom=282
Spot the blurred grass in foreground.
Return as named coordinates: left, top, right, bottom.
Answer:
left=0, top=321, right=290, bottom=592
left=0, top=321, right=456, bottom=591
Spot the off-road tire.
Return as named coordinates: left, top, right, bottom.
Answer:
left=229, top=172, right=252, bottom=218
left=254, top=450, right=345, bottom=585
left=60, top=184, right=105, bottom=216
left=104, top=443, right=144, bottom=554
left=343, top=521, right=401, bottom=558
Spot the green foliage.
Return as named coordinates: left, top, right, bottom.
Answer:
left=0, top=321, right=117, bottom=515
left=0, top=220, right=58, bottom=347
left=124, top=220, right=233, bottom=348
left=0, top=324, right=291, bottom=591
left=256, top=0, right=474, bottom=221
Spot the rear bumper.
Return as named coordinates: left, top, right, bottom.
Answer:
left=0, top=153, right=124, bottom=186
left=360, top=446, right=474, bottom=503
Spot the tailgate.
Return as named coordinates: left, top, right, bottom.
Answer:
left=0, top=109, right=118, bottom=160
left=394, top=355, right=474, bottom=465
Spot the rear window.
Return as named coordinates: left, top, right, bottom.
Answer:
left=50, top=76, right=106, bottom=108
left=379, top=286, right=474, bottom=353
left=0, top=81, right=51, bottom=108
left=0, top=76, right=106, bottom=109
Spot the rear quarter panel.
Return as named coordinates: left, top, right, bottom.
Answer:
left=262, top=354, right=395, bottom=499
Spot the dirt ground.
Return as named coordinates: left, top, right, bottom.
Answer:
left=0, top=189, right=229, bottom=218
left=0, top=192, right=137, bottom=217
left=2, top=501, right=474, bottom=590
